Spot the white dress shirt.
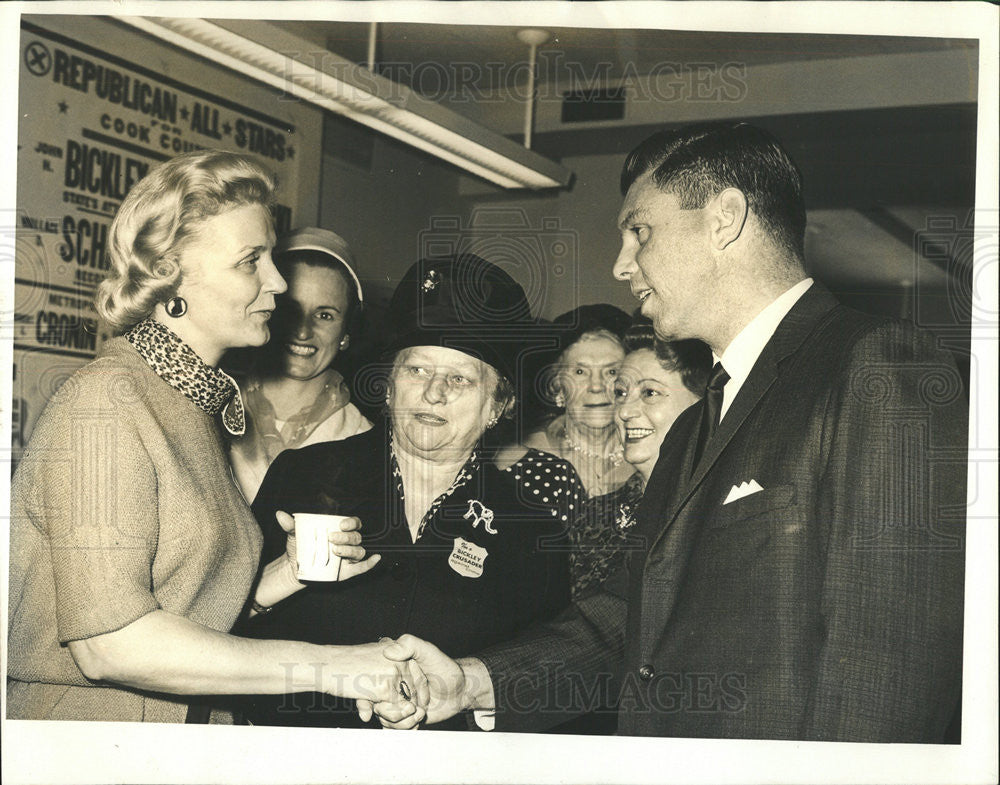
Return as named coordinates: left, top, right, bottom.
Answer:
left=716, top=278, right=814, bottom=421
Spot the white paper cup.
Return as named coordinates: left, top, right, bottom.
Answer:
left=293, top=513, right=346, bottom=581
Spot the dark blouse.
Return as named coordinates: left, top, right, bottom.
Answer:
left=568, top=472, right=646, bottom=598
left=238, top=425, right=580, bottom=729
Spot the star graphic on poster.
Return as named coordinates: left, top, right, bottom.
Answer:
left=222, top=122, right=232, bottom=135
left=180, top=106, right=190, bottom=120
left=287, top=146, right=295, bottom=159
left=57, top=100, right=68, bottom=114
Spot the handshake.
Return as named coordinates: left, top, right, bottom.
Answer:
left=356, top=635, right=494, bottom=730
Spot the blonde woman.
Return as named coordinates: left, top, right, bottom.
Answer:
left=7, top=150, right=418, bottom=723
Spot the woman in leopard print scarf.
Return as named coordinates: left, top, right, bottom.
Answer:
left=7, top=149, right=420, bottom=724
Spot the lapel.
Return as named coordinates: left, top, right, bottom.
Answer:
left=645, top=283, right=840, bottom=557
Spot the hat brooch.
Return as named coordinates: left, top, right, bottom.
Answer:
left=421, top=269, right=441, bottom=293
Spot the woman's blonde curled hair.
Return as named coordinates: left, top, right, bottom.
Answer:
left=96, top=149, right=276, bottom=334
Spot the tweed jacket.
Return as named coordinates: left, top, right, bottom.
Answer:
left=6, top=335, right=262, bottom=722
left=479, top=284, right=967, bottom=742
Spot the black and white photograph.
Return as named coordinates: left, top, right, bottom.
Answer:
left=1, top=1, right=997, bottom=783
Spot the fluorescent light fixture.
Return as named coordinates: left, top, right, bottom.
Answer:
left=115, top=16, right=574, bottom=190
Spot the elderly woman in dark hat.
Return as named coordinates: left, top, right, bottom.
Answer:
left=239, top=253, right=582, bottom=729
left=519, top=304, right=635, bottom=499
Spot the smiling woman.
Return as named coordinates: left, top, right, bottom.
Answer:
left=558, top=317, right=710, bottom=606
left=614, top=321, right=712, bottom=484
left=542, top=317, right=711, bottom=735
left=228, top=227, right=372, bottom=501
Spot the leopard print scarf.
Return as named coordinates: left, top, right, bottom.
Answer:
left=125, top=318, right=246, bottom=436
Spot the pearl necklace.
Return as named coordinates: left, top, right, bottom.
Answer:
left=562, top=432, right=625, bottom=467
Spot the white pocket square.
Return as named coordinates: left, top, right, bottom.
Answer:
left=723, top=479, right=764, bottom=505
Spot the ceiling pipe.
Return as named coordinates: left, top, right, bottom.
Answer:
left=366, top=21, right=377, bottom=72
left=517, top=29, right=549, bottom=150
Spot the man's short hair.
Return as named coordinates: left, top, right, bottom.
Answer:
left=620, top=122, right=807, bottom=261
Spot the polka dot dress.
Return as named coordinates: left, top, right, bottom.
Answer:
left=501, top=448, right=583, bottom=526
left=502, top=449, right=646, bottom=598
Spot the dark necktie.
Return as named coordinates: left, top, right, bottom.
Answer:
left=691, top=362, right=730, bottom=474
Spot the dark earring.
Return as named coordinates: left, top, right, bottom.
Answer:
left=165, top=297, right=187, bottom=318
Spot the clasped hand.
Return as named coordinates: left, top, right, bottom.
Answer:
left=356, top=635, right=470, bottom=729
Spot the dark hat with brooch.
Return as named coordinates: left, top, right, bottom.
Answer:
left=383, top=253, right=539, bottom=382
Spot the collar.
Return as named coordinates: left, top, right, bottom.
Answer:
left=238, top=368, right=351, bottom=460
left=388, top=426, right=480, bottom=541
left=717, top=277, right=813, bottom=420
left=125, top=319, right=246, bottom=435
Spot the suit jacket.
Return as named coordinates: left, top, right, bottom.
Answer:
left=478, top=284, right=967, bottom=742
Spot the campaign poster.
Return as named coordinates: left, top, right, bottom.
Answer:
left=12, top=19, right=304, bottom=463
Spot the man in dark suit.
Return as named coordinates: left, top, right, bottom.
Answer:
left=369, top=123, right=967, bottom=742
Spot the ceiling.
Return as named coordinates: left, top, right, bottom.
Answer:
left=262, top=18, right=976, bottom=337
left=266, top=20, right=974, bottom=94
